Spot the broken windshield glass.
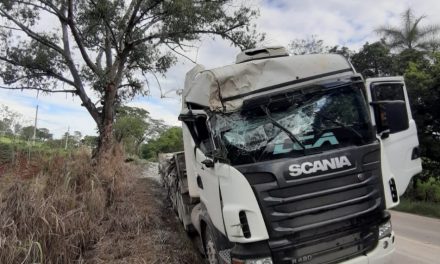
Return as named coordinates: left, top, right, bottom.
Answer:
left=210, top=85, right=374, bottom=165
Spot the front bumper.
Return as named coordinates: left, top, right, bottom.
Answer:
left=222, top=232, right=395, bottom=264
left=341, top=232, right=395, bottom=264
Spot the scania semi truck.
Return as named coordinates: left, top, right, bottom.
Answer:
left=158, top=46, right=422, bottom=264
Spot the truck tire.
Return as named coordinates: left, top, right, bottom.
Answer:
left=203, top=223, right=220, bottom=264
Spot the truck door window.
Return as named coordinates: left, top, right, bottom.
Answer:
left=186, top=116, right=214, bottom=154
left=371, top=83, right=409, bottom=133
left=372, top=83, right=405, bottom=101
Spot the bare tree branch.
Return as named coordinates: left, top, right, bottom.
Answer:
left=0, top=25, right=21, bottom=31
left=67, top=0, right=100, bottom=74
left=165, top=43, right=196, bottom=64
left=130, top=26, right=247, bottom=48
left=0, top=55, right=76, bottom=87
left=89, top=0, right=119, bottom=52
left=60, top=6, right=101, bottom=126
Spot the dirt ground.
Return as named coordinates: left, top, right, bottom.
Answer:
left=84, top=164, right=205, bottom=264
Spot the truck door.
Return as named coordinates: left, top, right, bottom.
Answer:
left=365, top=77, right=422, bottom=207
left=185, top=115, right=225, bottom=234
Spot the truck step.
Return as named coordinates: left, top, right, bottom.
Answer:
left=219, top=249, right=231, bottom=264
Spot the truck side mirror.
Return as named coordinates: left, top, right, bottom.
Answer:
left=201, top=158, right=214, bottom=168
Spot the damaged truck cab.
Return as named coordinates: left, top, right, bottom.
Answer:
left=160, top=47, right=422, bottom=264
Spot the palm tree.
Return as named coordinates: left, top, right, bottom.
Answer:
left=376, top=8, right=440, bottom=51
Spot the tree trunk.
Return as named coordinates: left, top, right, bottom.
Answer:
left=95, top=82, right=118, bottom=163
left=96, top=121, right=114, bottom=162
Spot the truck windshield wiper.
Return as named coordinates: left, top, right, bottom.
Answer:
left=314, top=111, right=365, bottom=144
left=260, top=105, right=306, bottom=151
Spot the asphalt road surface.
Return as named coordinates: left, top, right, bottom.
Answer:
left=391, top=211, right=440, bottom=264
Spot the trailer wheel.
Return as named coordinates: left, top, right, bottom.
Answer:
left=203, top=224, right=220, bottom=264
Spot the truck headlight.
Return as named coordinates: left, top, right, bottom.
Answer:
left=378, top=220, right=392, bottom=239
left=232, top=257, right=273, bottom=264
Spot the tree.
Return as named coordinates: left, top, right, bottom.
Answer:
left=141, top=126, right=183, bottom=159
left=376, top=8, right=440, bottom=51
left=0, top=1, right=264, bottom=161
left=351, top=41, right=394, bottom=77
left=288, top=35, right=329, bottom=55
left=0, top=104, right=23, bottom=137
left=328, top=45, right=353, bottom=59
left=20, top=126, right=35, bottom=141
left=36, top=127, right=53, bottom=140
left=114, top=105, right=167, bottom=155
left=82, top=135, right=98, bottom=148
left=114, top=106, right=149, bottom=155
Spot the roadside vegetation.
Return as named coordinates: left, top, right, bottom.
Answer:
left=395, top=198, right=440, bottom=219
left=0, top=106, right=195, bottom=263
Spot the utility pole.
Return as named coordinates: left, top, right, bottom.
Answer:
left=65, top=126, right=70, bottom=150
left=32, top=105, right=39, bottom=145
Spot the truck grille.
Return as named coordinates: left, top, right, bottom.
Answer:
left=236, top=143, right=384, bottom=264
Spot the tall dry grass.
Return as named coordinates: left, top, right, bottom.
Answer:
left=0, top=145, right=133, bottom=264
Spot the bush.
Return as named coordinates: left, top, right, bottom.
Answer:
left=413, top=177, right=440, bottom=202
left=0, top=142, right=13, bottom=164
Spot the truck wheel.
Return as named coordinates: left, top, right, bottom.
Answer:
left=203, top=224, right=220, bottom=264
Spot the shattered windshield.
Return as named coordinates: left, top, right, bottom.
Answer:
left=211, top=85, right=374, bottom=165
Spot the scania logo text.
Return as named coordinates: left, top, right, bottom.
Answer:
left=289, top=156, right=352, bottom=177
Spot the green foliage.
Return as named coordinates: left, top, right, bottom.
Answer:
left=20, top=126, right=34, bottom=141
left=114, top=106, right=149, bottom=142
left=0, top=141, right=13, bottom=164
left=141, top=127, right=183, bottom=160
left=18, top=126, right=53, bottom=141
left=351, top=41, right=394, bottom=77
left=328, top=45, right=353, bottom=59
left=413, top=178, right=440, bottom=202
left=82, top=135, right=99, bottom=149
left=114, top=105, right=168, bottom=155
left=0, top=104, right=22, bottom=136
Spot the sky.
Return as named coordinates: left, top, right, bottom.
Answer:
left=1, top=0, right=440, bottom=138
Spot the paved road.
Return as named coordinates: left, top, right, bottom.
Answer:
left=391, top=211, right=440, bottom=264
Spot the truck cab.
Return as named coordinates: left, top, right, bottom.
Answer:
left=163, top=47, right=422, bottom=264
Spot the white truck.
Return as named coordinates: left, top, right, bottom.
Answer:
left=159, top=46, right=422, bottom=264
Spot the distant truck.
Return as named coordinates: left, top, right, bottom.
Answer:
left=159, top=46, right=422, bottom=264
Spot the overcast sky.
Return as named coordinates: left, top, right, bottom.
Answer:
left=1, top=0, right=440, bottom=138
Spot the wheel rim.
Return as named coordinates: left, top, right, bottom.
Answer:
left=206, top=239, right=218, bottom=264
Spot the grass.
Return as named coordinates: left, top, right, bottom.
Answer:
left=0, top=145, right=132, bottom=263
left=0, top=145, right=203, bottom=263
left=393, top=197, right=440, bottom=219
